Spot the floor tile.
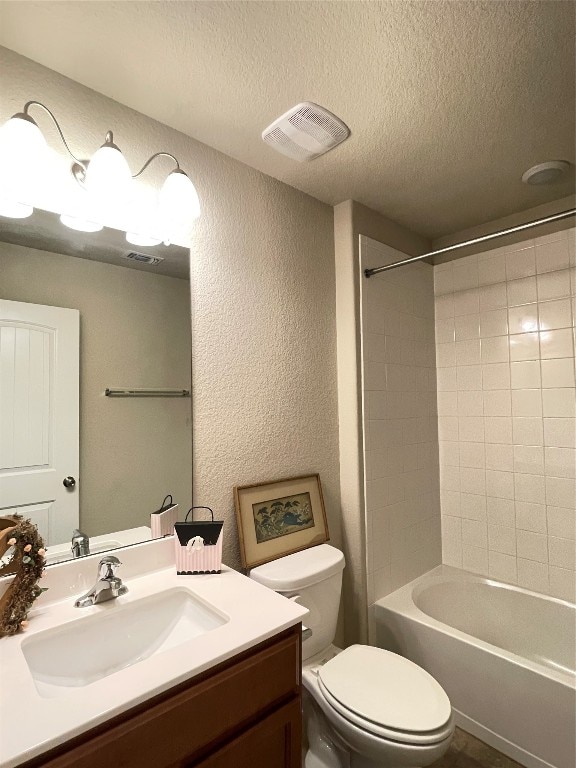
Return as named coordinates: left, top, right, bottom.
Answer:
left=431, top=727, right=526, bottom=768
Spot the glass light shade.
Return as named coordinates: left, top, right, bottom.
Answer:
left=0, top=114, right=47, bottom=210
left=126, top=231, right=163, bottom=247
left=0, top=199, right=33, bottom=219
left=60, top=213, right=103, bottom=233
left=84, top=144, right=132, bottom=204
left=158, top=170, right=201, bottom=230
left=0, top=114, right=47, bottom=165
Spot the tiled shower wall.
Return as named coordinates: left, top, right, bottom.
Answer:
left=360, top=236, right=442, bottom=605
left=434, top=227, right=576, bottom=601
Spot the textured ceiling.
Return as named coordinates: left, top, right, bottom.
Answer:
left=0, top=0, right=574, bottom=238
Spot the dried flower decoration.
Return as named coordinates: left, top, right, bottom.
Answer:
left=0, top=516, right=47, bottom=637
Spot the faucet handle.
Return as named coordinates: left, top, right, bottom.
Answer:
left=98, top=555, right=122, bottom=579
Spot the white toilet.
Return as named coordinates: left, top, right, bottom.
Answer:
left=250, top=544, right=454, bottom=768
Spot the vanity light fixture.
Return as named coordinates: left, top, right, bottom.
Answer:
left=0, top=101, right=201, bottom=243
left=0, top=200, right=34, bottom=219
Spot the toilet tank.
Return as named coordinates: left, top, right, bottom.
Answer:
left=250, top=544, right=345, bottom=659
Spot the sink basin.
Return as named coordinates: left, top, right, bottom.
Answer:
left=22, top=588, right=228, bottom=697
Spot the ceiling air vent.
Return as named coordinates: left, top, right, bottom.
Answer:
left=123, top=251, right=164, bottom=266
left=262, top=102, right=350, bottom=162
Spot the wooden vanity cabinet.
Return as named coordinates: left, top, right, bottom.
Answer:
left=21, top=625, right=302, bottom=768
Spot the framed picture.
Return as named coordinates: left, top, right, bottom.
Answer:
left=234, top=474, right=329, bottom=569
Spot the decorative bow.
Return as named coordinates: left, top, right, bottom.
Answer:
left=186, top=535, right=205, bottom=552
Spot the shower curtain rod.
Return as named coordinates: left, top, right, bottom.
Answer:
left=363, top=208, right=576, bottom=278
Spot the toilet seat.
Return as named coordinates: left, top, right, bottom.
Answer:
left=317, top=678, right=454, bottom=746
left=316, top=644, right=453, bottom=746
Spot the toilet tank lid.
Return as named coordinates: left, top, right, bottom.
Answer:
left=250, top=544, right=344, bottom=590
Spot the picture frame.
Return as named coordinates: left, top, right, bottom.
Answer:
left=234, top=474, right=329, bottom=569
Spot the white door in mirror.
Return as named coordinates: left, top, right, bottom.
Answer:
left=0, top=299, right=79, bottom=545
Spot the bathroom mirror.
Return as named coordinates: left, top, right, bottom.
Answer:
left=0, top=208, right=192, bottom=568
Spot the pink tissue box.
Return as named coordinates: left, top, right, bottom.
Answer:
left=151, top=497, right=179, bottom=538
left=174, top=507, right=223, bottom=574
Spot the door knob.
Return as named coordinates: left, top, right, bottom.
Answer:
left=63, top=476, right=76, bottom=489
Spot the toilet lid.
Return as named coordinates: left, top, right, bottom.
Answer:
left=318, top=645, right=451, bottom=734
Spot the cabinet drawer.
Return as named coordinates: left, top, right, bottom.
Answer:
left=34, top=627, right=301, bottom=768
left=189, top=698, right=301, bottom=768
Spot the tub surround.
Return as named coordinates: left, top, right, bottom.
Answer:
left=435, top=226, right=575, bottom=600
left=0, top=537, right=307, bottom=768
left=375, top=565, right=575, bottom=768
left=360, top=236, right=442, bottom=607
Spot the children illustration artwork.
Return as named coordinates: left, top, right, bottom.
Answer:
left=252, top=492, right=315, bottom=543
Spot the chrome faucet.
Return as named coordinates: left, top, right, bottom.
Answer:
left=71, top=529, right=90, bottom=558
left=74, top=555, right=128, bottom=607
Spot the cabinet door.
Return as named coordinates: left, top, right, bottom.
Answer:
left=190, top=699, right=301, bottom=768
left=24, top=628, right=301, bottom=768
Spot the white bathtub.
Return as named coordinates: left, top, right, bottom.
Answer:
left=373, top=565, right=575, bottom=768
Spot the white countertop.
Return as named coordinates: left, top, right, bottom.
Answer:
left=0, top=539, right=307, bottom=768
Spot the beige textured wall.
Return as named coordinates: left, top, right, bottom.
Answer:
left=351, top=201, right=431, bottom=259
left=334, top=201, right=366, bottom=645
left=1, top=47, right=341, bottom=572
left=0, top=242, right=192, bottom=537
left=334, top=200, right=430, bottom=644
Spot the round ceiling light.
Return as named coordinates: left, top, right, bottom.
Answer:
left=522, top=161, right=571, bottom=185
